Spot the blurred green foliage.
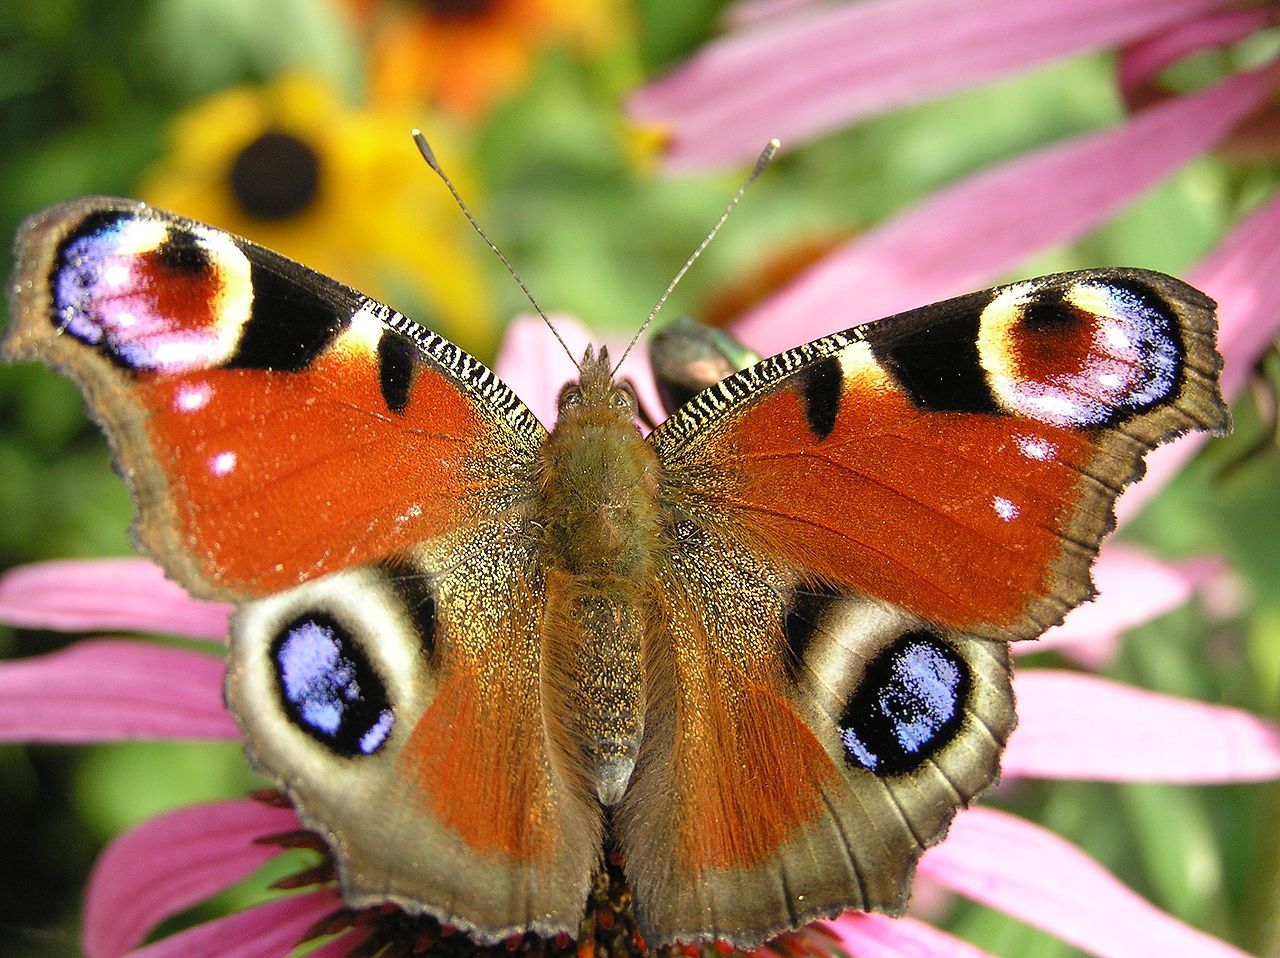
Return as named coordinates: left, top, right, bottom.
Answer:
left=1, top=2, right=1278, bottom=957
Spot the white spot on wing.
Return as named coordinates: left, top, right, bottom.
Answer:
left=104, top=263, right=130, bottom=288
left=1027, top=392, right=1073, bottom=418
left=395, top=504, right=423, bottom=525
left=993, top=496, right=1019, bottom=521
left=175, top=382, right=212, bottom=412
left=346, top=303, right=387, bottom=355
left=114, top=219, right=169, bottom=255
left=1015, top=434, right=1056, bottom=461
left=1103, top=324, right=1132, bottom=349
left=837, top=341, right=889, bottom=387
left=210, top=451, right=237, bottom=477
left=143, top=337, right=229, bottom=371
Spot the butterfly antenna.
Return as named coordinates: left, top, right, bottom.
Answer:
left=612, top=138, right=780, bottom=375
left=412, top=130, right=579, bottom=370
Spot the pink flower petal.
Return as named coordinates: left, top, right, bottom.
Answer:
left=85, top=799, right=301, bottom=958
left=732, top=64, right=1280, bottom=354
left=1119, top=188, right=1280, bottom=521
left=1022, top=544, right=1223, bottom=668
left=631, top=0, right=1237, bottom=171
left=0, top=639, right=238, bottom=741
left=823, top=912, right=997, bottom=958
left=921, top=807, right=1252, bottom=958
left=0, top=559, right=229, bottom=640
left=725, top=0, right=826, bottom=30
left=1006, top=670, right=1280, bottom=782
left=1118, top=9, right=1274, bottom=102
left=126, top=888, right=341, bottom=958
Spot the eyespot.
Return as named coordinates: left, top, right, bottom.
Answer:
left=52, top=211, right=251, bottom=373
left=978, top=279, right=1182, bottom=427
left=839, top=631, right=969, bottom=776
left=271, top=613, right=394, bottom=757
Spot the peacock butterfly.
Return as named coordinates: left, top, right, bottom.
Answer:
left=3, top=195, right=1229, bottom=946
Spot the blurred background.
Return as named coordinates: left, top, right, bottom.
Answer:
left=1, top=0, right=1279, bottom=955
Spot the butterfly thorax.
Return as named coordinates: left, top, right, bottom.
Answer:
left=536, top=347, right=661, bottom=805
left=537, top=347, right=662, bottom=578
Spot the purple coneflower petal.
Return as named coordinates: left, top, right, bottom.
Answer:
left=84, top=799, right=301, bottom=958
left=921, top=806, right=1252, bottom=958
left=724, top=0, right=825, bottom=30
left=630, top=0, right=1238, bottom=170
left=1005, top=671, right=1280, bottom=783
left=0, top=639, right=237, bottom=741
left=0, top=558, right=229, bottom=640
left=1118, top=8, right=1274, bottom=103
left=825, top=912, right=997, bottom=957
left=1119, top=187, right=1280, bottom=520
left=125, top=887, right=341, bottom=958
left=1023, top=544, right=1222, bottom=667
left=731, top=63, right=1280, bottom=354
left=1190, top=201, right=1280, bottom=403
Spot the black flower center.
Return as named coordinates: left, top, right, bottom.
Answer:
left=229, top=130, right=321, bottom=221
left=420, top=0, right=495, bottom=21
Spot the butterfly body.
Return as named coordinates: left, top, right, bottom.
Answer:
left=4, top=198, right=1230, bottom=947
left=537, top=348, right=658, bottom=804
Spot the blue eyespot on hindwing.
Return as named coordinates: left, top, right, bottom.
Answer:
left=271, top=613, right=394, bottom=757
left=839, top=631, right=969, bottom=775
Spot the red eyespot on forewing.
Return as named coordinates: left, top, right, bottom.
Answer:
left=53, top=214, right=250, bottom=373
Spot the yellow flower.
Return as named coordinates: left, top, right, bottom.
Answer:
left=141, top=74, right=500, bottom=357
left=348, top=0, right=617, bottom=118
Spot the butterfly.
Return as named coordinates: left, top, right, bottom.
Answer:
left=3, top=196, right=1229, bottom=947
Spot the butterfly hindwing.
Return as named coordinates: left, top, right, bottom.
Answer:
left=615, top=523, right=1013, bottom=944
left=225, top=548, right=602, bottom=939
left=4, top=197, right=545, bottom=601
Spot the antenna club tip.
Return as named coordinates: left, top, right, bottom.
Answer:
left=412, top=130, right=439, bottom=167
left=750, top=139, right=781, bottom=176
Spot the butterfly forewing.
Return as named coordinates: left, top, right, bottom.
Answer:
left=651, top=269, right=1229, bottom=643
left=4, top=197, right=546, bottom=601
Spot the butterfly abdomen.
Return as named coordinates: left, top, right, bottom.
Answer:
left=543, top=577, right=648, bottom=805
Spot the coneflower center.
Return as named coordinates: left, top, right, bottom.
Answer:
left=229, top=130, right=321, bottom=221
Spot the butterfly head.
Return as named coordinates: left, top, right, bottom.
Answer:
left=555, top=345, right=640, bottom=426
